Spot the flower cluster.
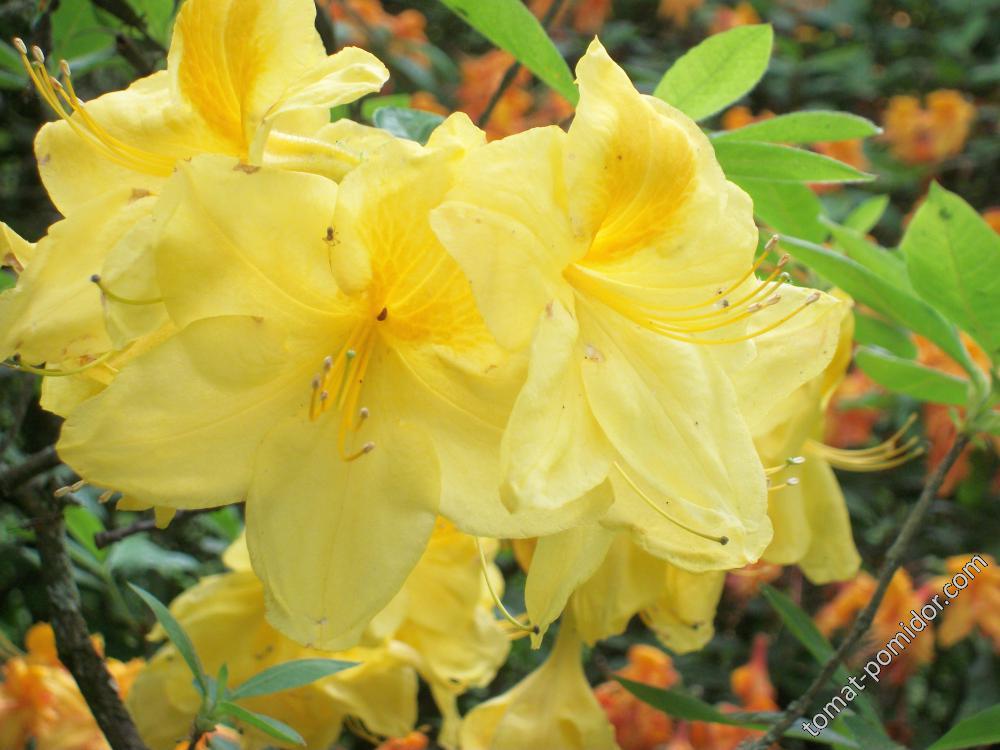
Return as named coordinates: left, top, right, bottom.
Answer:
left=1, top=0, right=892, bottom=746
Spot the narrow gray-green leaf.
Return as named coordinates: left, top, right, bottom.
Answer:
left=901, top=183, right=1000, bottom=361
left=778, top=235, right=970, bottom=372
left=761, top=586, right=883, bottom=728
left=843, top=195, right=890, bottom=234
left=217, top=702, right=304, bottom=746
left=129, top=584, right=207, bottom=695
left=714, top=111, right=880, bottom=144
left=436, top=0, right=577, bottom=103
left=735, top=179, right=827, bottom=242
left=926, top=705, right=1000, bottom=750
left=654, top=25, right=773, bottom=121
left=229, top=659, right=356, bottom=700
left=616, top=678, right=859, bottom=747
left=715, top=141, right=874, bottom=184
left=853, top=312, right=918, bottom=359
left=856, top=347, right=970, bottom=405
left=372, top=107, right=445, bottom=145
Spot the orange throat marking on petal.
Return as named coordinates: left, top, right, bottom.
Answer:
left=15, top=39, right=174, bottom=176
left=562, top=236, right=819, bottom=345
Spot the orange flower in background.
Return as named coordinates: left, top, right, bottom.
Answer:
left=709, top=1, right=762, bottom=34
left=532, top=0, right=614, bottom=34
left=935, top=554, right=1000, bottom=651
left=812, top=139, right=869, bottom=193
left=0, top=623, right=143, bottom=750
left=883, top=90, right=976, bottom=165
left=914, top=334, right=997, bottom=496
left=172, top=726, right=242, bottom=750
left=595, top=645, right=679, bottom=750
left=658, top=0, right=704, bottom=27
left=816, top=570, right=934, bottom=682
left=726, top=561, right=784, bottom=599
left=324, top=0, right=431, bottom=68
left=689, top=636, right=777, bottom=749
left=376, top=730, right=431, bottom=750
left=720, top=105, right=773, bottom=131
left=823, top=368, right=882, bottom=449
left=984, top=207, right=1000, bottom=234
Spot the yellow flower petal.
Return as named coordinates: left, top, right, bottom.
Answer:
left=577, top=300, right=770, bottom=570
left=58, top=315, right=309, bottom=508
left=644, top=567, right=726, bottom=654
left=246, top=347, right=441, bottom=650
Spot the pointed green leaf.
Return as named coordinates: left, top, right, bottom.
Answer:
left=826, top=223, right=909, bottom=289
left=777, top=235, right=972, bottom=375
left=714, top=111, right=880, bottom=144
left=654, top=25, right=773, bottom=121
left=926, top=705, right=1000, bottom=750
left=901, top=183, right=1000, bottom=361
left=715, top=141, right=874, bottom=184
left=129, top=584, right=208, bottom=695
left=761, top=586, right=883, bottom=728
left=853, top=313, right=917, bottom=359
left=616, top=678, right=859, bottom=747
left=436, top=0, right=577, bottom=104
left=229, top=659, right=356, bottom=700
left=372, top=107, right=445, bottom=145
left=63, top=505, right=106, bottom=563
left=855, top=347, right=970, bottom=405
left=843, top=195, right=890, bottom=234
left=735, top=179, right=827, bottom=242
left=216, top=702, right=304, bottom=746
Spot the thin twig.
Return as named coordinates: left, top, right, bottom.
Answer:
left=743, top=432, right=972, bottom=749
left=0, top=373, right=36, bottom=456
left=12, top=484, right=148, bottom=750
left=477, top=0, right=569, bottom=129
left=94, top=506, right=221, bottom=549
left=0, top=445, right=61, bottom=495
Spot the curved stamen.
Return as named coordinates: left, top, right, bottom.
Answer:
left=475, top=537, right=537, bottom=634
left=806, top=414, right=923, bottom=472
left=3, top=351, right=115, bottom=377
left=90, top=274, right=163, bottom=305
left=613, top=463, right=729, bottom=546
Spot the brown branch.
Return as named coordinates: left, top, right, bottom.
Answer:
left=13, top=485, right=148, bottom=750
left=0, top=445, right=61, bottom=495
left=743, top=432, right=972, bottom=749
left=477, top=0, right=569, bottom=129
left=93, top=507, right=217, bottom=549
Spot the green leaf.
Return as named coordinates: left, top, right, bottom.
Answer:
left=361, top=93, right=411, bottom=122
left=129, top=584, right=208, bottom=696
left=715, top=141, right=874, bottom=184
left=735, top=179, right=827, bottom=242
left=616, top=678, right=858, bottom=747
left=761, top=586, right=882, bottom=729
left=901, top=183, right=1000, bottom=361
left=843, top=195, right=890, bottom=234
left=826, top=223, right=909, bottom=289
left=714, top=111, right=880, bottom=144
left=51, top=1, right=115, bottom=64
left=63, top=505, right=106, bottom=563
left=853, top=313, right=917, bottom=360
left=216, top=702, right=304, bottom=746
left=777, top=235, right=971, bottom=372
left=654, top=25, right=773, bottom=121
left=216, top=663, right=229, bottom=702
left=436, top=0, right=577, bottom=104
left=229, top=659, right=356, bottom=700
left=372, top=107, right=445, bottom=145
left=926, top=705, right=1000, bottom=750
left=107, top=536, right=199, bottom=576
left=856, top=347, right=970, bottom=405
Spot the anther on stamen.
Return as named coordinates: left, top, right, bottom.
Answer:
left=31, top=45, right=44, bottom=64
left=358, top=407, right=369, bottom=420
left=54, top=479, right=86, bottom=498
left=376, top=307, right=388, bottom=321
left=788, top=456, right=806, bottom=465
left=90, top=274, right=162, bottom=306
left=765, top=234, right=781, bottom=252
left=13, top=38, right=27, bottom=55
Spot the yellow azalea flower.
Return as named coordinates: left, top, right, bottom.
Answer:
left=2, top=0, right=387, bottom=378
left=460, top=616, right=618, bottom=750
left=57, top=124, right=558, bottom=649
left=0, top=623, right=142, bottom=750
left=20, top=0, right=388, bottom=215
left=433, top=39, right=843, bottom=576
left=935, top=554, right=1000, bottom=651
left=738, top=294, right=863, bottom=584
left=130, top=526, right=508, bottom=750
